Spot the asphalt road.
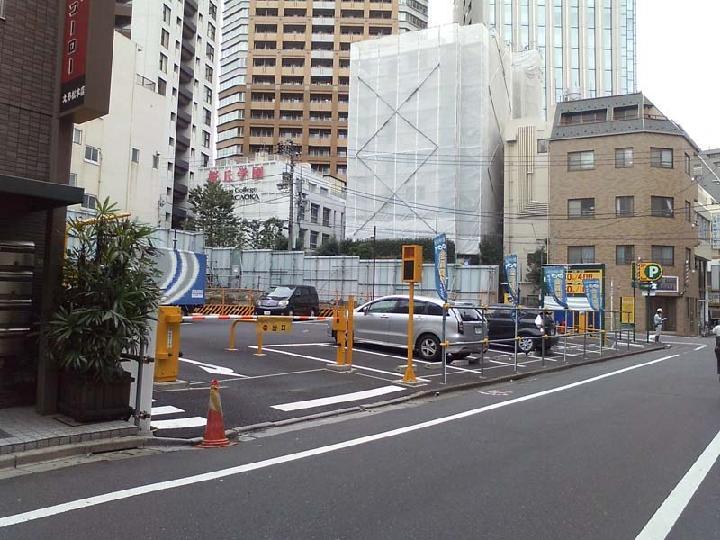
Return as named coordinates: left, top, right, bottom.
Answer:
left=1, top=338, right=718, bottom=539
left=150, top=320, right=657, bottom=438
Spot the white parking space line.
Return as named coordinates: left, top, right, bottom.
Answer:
left=0, top=354, right=679, bottom=529
left=255, top=346, right=431, bottom=383
left=271, top=385, right=405, bottom=411
left=263, top=343, right=331, bottom=348
left=694, top=345, right=706, bottom=351
left=150, top=417, right=207, bottom=430
left=636, top=427, right=720, bottom=540
left=150, top=406, right=185, bottom=416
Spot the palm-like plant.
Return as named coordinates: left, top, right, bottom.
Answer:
left=48, top=199, right=160, bottom=381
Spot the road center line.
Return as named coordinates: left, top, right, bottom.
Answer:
left=0, top=354, right=678, bottom=529
left=635, top=427, right=720, bottom=540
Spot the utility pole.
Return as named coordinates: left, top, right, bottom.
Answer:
left=277, top=139, right=299, bottom=251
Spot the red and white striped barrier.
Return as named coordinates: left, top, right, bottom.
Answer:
left=183, top=314, right=332, bottom=322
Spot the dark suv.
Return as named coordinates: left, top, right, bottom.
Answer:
left=485, top=306, right=558, bottom=353
left=255, top=285, right=320, bottom=316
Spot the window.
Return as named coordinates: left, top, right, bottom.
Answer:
left=204, top=108, right=211, bottom=126
left=613, top=105, right=638, bottom=120
left=209, top=1, right=217, bottom=19
left=322, top=207, right=331, bottom=227
left=616, top=245, right=634, bottom=265
left=131, top=148, right=140, bottom=163
left=615, top=147, right=633, bottom=168
left=82, top=194, right=98, bottom=210
left=685, top=201, right=692, bottom=222
left=152, top=153, right=159, bottom=169
left=568, top=246, right=595, bottom=264
left=84, top=145, right=100, bottom=164
left=157, top=77, right=167, bottom=96
left=537, top=139, right=549, bottom=154
left=651, top=147, right=673, bottom=168
left=652, top=245, right=674, bottom=266
left=568, top=198, right=595, bottom=218
left=69, top=173, right=77, bottom=187
left=310, top=203, right=319, bottom=224
left=73, top=128, right=82, bottom=144
left=202, top=131, right=210, bottom=148
left=651, top=196, right=674, bottom=218
left=161, top=29, right=170, bottom=49
left=567, top=150, right=595, bottom=171
left=309, top=230, right=319, bottom=249
left=159, top=53, right=168, bottom=73
left=206, top=43, right=215, bottom=61
left=205, top=65, right=213, bottom=82
left=162, top=4, right=171, bottom=24
left=366, top=299, right=396, bottom=314
left=205, top=86, right=213, bottom=104
left=208, top=23, right=216, bottom=41
left=202, top=153, right=210, bottom=167
left=615, top=196, right=634, bottom=217
left=685, top=153, right=691, bottom=175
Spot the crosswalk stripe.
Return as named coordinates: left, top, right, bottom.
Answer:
left=271, top=385, right=405, bottom=411
left=151, top=406, right=185, bottom=416
left=151, top=417, right=207, bottom=429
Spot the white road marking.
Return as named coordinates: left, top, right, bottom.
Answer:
left=271, top=385, right=405, bottom=411
left=693, top=345, right=706, bottom=351
left=150, top=417, right=206, bottom=430
left=262, top=343, right=331, bottom=348
left=635, top=427, right=720, bottom=540
left=254, top=346, right=431, bottom=383
left=0, top=353, right=679, bottom=529
left=180, top=357, right=249, bottom=378
left=150, top=406, right=184, bottom=416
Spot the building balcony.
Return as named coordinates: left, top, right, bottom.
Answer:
left=279, top=101, right=304, bottom=110
left=311, top=33, right=335, bottom=42
left=308, top=136, right=332, bottom=145
left=309, top=101, right=333, bottom=111
left=254, top=32, right=278, bottom=42
left=178, top=85, right=193, bottom=103
left=251, top=100, right=277, bottom=110
left=173, top=182, right=189, bottom=196
left=174, top=158, right=190, bottom=174
left=184, top=0, right=198, bottom=16
left=337, top=101, right=348, bottom=111
left=176, top=109, right=192, bottom=126
left=312, top=17, right=335, bottom=26
left=182, top=18, right=197, bottom=40
left=176, top=133, right=191, bottom=149
left=281, top=65, right=306, bottom=76
left=311, top=66, right=333, bottom=77
left=313, top=0, right=336, bottom=8
left=311, top=49, right=334, bottom=60
left=181, top=40, right=195, bottom=61
left=337, top=67, right=349, bottom=77
left=252, top=65, right=278, bottom=76
left=248, top=135, right=276, bottom=146
left=179, top=64, right=194, bottom=83
left=172, top=206, right=188, bottom=219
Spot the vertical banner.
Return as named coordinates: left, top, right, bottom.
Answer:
left=544, top=265, right=568, bottom=308
left=433, top=234, right=448, bottom=301
left=583, top=279, right=602, bottom=311
left=503, top=255, right=519, bottom=304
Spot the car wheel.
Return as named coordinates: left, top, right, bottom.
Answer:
left=416, top=334, right=441, bottom=362
left=518, top=336, right=534, bottom=354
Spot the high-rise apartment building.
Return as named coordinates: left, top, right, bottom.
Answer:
left=98, top=0, right=220, bottom=228
left=217, top=0, right=429, bottom=180
left=454, top=0, right=636, bottom=113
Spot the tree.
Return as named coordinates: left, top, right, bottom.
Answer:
left=526, top=247, right=547, bottom=292
left=241, top=218, right=288, bottom=249
left=478, top=237, right=503, bottom=265
left=185, top=182, right=241, bottom=247
left=316, top=236, right=341, bottom=256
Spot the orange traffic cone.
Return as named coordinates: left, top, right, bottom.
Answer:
left=197, top=379, right=231, bottom=448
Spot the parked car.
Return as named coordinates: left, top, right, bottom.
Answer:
left=485, top=305, right=558, bottom=354
left=255, top=285, right=320, bottom=316
left=330, top=295, right=488, bottom=362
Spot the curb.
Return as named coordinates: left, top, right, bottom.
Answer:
left=0, top=436, right=149, bottom=471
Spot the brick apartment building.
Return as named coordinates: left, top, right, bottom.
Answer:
left=0, top=2, right=112, bottom=411
left=548, top=93, right=702, bottom=335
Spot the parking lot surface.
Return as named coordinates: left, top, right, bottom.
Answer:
left=150, top=319, right=661, bottom=439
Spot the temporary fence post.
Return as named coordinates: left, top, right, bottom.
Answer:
left=346, top=296, right=355, bottom=366
left=513, top=305, right=519, bottom=373
left=563, top=309, right=568, bottom=364
left=441, top=302, right=448, bottom=385
left=583, top=319, right=587, bottom=360
left=334, top=305, right=346, bottom=366
left=481, top=338, right=486, bottom=376
left=541, top=331, right=545, bottom=367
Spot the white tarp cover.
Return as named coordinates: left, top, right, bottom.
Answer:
left=347, top=24, right=514, bottom=255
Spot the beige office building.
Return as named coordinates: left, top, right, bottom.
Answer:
left=217, top=0, right=428, bottom=180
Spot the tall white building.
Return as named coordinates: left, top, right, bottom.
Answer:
left=70, top=0, right=220, bottom=228
left=454, top=0, right=636, bottom=113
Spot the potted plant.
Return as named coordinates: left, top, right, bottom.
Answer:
left=48, top=199, right=160, bottom=422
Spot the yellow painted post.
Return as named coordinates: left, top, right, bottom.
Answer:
left=334, top=305, right=346, bottom=365
left=154, top=306, right=183, bottom=382
left=346, top=295, right=355, bottom=366
left=403, top=282, right=417, bottom=383
left=227, top=320, right=241, bottom=351
left=255, top=324, right=265, bottom=357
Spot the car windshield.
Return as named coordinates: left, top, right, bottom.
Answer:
left=266, top=287, right=294, bottom=299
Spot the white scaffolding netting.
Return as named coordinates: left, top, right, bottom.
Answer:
left=346, top=24, right=515, bottom=255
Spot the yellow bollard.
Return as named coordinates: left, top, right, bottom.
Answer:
left=334, top=304, right=347, bottom=365
left=403, top=283, right=417, bottom=383
left=154, top=306, right=183, bottom=382
left=346, top=296, right=355, bottom=366
left=227, top=319, right=242, bottom=351
left=255, top=324, right=265, bottom=357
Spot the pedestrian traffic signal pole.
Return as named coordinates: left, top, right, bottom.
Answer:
left=404, top=281, right=417, bottom=384
left=401, top=245, right=422, bottom=384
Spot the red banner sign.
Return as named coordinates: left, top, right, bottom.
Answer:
left=60, top=0, right=90, bottom=113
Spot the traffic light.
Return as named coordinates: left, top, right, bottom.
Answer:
left=401, top=244, right=423, bottom=283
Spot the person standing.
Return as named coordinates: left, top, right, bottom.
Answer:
left=653, top=308, right=665, bottom=343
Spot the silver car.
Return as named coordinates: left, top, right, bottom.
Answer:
left=332, top=295, right=487, bottom=362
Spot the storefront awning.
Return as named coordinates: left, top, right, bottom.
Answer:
left=0, top=174, right=84, bottom=212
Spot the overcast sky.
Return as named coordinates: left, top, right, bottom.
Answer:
left=428, top=0, right=720, bottom=150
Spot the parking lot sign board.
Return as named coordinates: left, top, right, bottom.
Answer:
left=257, top=317, right=293, bottom=333
left=639, top=263, right=663, bottom=282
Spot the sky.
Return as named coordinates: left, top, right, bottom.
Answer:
left=428, top=0, right=720, bottom=150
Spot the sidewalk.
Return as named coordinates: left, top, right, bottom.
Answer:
left=0, top=407, right=141, bottom=470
